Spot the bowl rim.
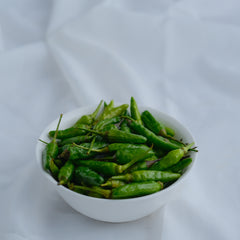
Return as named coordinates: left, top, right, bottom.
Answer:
left=36, top=104, right=197, bottom=203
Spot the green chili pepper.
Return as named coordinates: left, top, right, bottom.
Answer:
left=42, top=114, right=63, bottom=170
left=77, top=148, right=152, bottom=176
left=49, top=159, right=59, bottom=179
left=74, top=166, right=104, bottom=186
left=86, top=117, right=121, bottom=155
left=76, top=160, right=119, bottom=176
left=95, top=116, right=121, bottom=130
left=77, top=143, right=152, bottom=155
left=107, top=143, right=151, bottom=152
left=59, top=142, right=108, bottom=161
left=127, top=155, right=158, bottom=173
left=120, top=119, right=131, bottom=133
left=127, top=119, right=180, bottom=151
left=69, top=181, right=163, bottom=199
left=111, top=181, right=163, bottom=199
left=87, top=192, right=104, bottom=198
left=111, top=170, right=180, bottom=183
left=127, top=161, right=148, bottom=173
left=97, top=103, right=129, bottom=121
left=59, top=135, right=93, bottom=146
left=49, top=124, right=89, bottom=139
left=81, top=128, right=147, bottom=144
left=54, top=158, right=65, bottom=169
left=58, top=161, right=74, bottom=185
left=165, top=127, right=175, bottom=137
left=69, top=184, right=111, bottom=199
left=165, top=157, right=192, bottom=173
left=130, top=96, right=143, bottom=125
left=100, top=124, right=118, bottom=132
left=141, top=110, right=167, bottom=137
left=150, top=143, right=194, bottom=171
left=101, top=179, right=126, bottom=188
left=73, top=100, right=103, bottom=126
left=115, top=148, right=155, bottom=164
left=103, top=101, right=108, bottom=108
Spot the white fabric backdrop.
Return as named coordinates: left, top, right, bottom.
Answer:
left=0, top=0, right=240, bottom=239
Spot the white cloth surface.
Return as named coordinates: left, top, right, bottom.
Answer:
left=0, top=0, right=240, bottom=239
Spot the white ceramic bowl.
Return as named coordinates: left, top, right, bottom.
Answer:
left=36, top=105, right=197, bottom=223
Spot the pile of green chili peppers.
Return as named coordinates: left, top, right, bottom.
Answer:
left=41, top=97, right=197, bottom=199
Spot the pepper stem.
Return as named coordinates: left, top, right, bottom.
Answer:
left=72, top=143, right=108, bottom=153
left=39, top=139, right=48, bottom=144
left=53, top=113, right=63, bottom=140
left=87, top=136, right=96, bottom=154
left=183, top=142, right=195, bottom=154
left=78, top=128, right=104, bottom=136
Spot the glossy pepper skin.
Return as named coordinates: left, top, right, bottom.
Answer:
left=73, top=100, right=103, bottom=126
left=112, top=170, right=181, bottom=183
left=58, top=160, right=75, bottom=185
left=111, top=181, right=163, bottom=199
left=130, top=97, right=143, bottom=125
left=74, top=166, right=104, bottom=186
left=127, top=119, right=180, bottom=151
left=150, top=143, right=194, bottom=171
left=42, top=114, right=63, bottom=170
